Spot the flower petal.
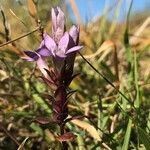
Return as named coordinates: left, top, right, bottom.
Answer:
left=69, top=25, right=79, bottom=44
left=57, top=32, right=69, bottom=57
left=66, top=46, right=83, bottom=54
left=56, top=7, right=65, bottom=33
left=23, top=51, right=39, bottom=61
left=37, top=57, right=49, bottom=78
left=43, top=33, right=57, bottom=56
left=51, top=7, right=65, bottom=42
left=39, top=40, right=45, bottom=48
left=36, top=47, right=52, bottom=57
left=51, top=7, right=57, bottom=32
left=55, top=50, right=67, bottom=58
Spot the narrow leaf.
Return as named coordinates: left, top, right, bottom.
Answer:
left=30, top=122, right=43, bottom=136
left=71, top=118, right=101, bottom=141
left=27, top=0, right=37, bottom=18
left=122, top=119, right=132, bottom=150
left=17, top=137, right=29, bottom=150
left=138, top=127, right=150, bottom=150
left=56, top=132, right=76, bottom=142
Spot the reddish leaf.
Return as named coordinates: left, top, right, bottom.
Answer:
left=56, top=132, right=76, bottom=142
left=35, top=117, right=50, bottom=125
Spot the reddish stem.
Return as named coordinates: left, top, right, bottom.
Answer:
left=60, top=125, right=68, bottom=150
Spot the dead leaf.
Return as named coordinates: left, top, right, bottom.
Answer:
left=17, top=137, right=28, bottom=150
left=35, top=117, right=50, bottom=125
left=44, top=129, right=55, bottom=141
left=27, top=0, right=37, bottom=18
left=70, top=118, right=101, bottom=141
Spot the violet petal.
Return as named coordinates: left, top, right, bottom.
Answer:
left=39, top=40, right=45, bottom=48
left=58, top=32, right=69, bottom=53
left=56, top=7, right=65, bottom=34
left=51, top=7, right=57, bottom=32
left=55, top=49, right=67, bottom=58
left=37, top=57, right=49, bottom=78
left=56, top=32, right=70, bottom=57
left=51, top=7, right=65, bottom=41
left=66, top=46, right=83, bottom=54
left=43, top=33, right=57, bottom=55
left=36, top=47, right=52, bottom=57
left=69, top=25, right=79, bottom=44
left=24, top=51, right=39, bottom=61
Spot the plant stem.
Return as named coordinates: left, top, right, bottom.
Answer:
left=60, top=125, right=68, bottom=150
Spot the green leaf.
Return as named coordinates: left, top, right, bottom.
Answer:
left=30, top=122, right=43, bottom=136
left=32, top=93, right=51, bottom=114
left=138, top=127, right=150, bottom=150
left=122, top=119, right=132, bottom=150
left=133, top=51, right=140, bottom=108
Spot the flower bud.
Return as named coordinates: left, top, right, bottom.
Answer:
left=51, top=7, right=65, bottom=43
left=69, top=25, right=79, bottom=45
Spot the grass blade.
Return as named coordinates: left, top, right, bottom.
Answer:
left=122, top=119, right=132, bottom=150
left=138, top=127, right=150, bottom=150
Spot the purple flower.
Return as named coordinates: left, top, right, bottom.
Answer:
left=43, top=31, right=83, bottom=58
left=23, top=7, right=83, bottom=74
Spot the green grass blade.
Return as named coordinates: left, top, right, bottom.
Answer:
left=77, top=134, right=85, bottom=150
left=124, top=0, right=133, bottom=86
left=138, top=127, right=150, bottom=150
left=122, top=119, right=132, bottom=150
left=109, top=0, right=122, bottom=36
left=32, top=93, right=51, bottom=114
left=133, top=51, right=140, bottom=108
left=30, top=122, right=43, bottom=136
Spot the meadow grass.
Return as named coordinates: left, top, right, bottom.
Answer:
left=0, top=0, right=150, bottom=149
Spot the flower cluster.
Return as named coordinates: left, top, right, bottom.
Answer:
left=23, top=7, right=82, bottom=76
left=23, top=7, right=82, bottom=130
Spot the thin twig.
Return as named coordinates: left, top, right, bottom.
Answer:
left=0, top=7, right=10, bottom=41
left=78, top=52, right=137, bottom=110
left=0, top=123, right=21, bottom=148
left=0, top=27, right=40, bottom=48
left=113, top=44, right=119, bottom=89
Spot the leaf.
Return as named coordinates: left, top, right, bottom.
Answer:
left=32, top=93, right=51, bottom=114
left=70, top=118, right=101, bottom=141
left=35, top=117, right=50, bottom=125
left=44, top=129, right=55, bottom=141
left=122, top=119, right=132, bottom=150
left=138, top=127, right=150, bottom=150
left=30, top=122, right=43, bottom=136
left=76, top=134, right=85, bottom=150
left=133, top=51, right=140, bottom=108
left=56, top=132, right=76, bottom=142
left=27, top=0, right=37, bottom=18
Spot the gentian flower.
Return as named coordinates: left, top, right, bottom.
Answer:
left=43, top=32, right=82, bottom=58
left=23, top=7, right=84, bottom=145
left=23, top=6, right=82, bottom=75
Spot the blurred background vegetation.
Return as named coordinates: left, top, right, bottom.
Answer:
left=0, top=0, right=150, bottom=149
